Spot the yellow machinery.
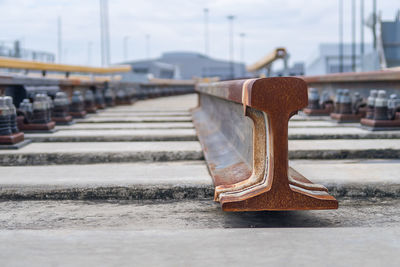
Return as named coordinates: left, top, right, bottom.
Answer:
left=0, top=57, right=131, bottom=80
left=247, top=47, right=288, bottom=77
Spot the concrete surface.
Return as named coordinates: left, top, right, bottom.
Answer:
left=289, top=121, right=359, bottom=128
left=47, top=126, right=400, bottom=141
left=289, top=139, right=400, bottom=159
left=1, top=198, right=400, bottom=229
left=0, top=160, right=399, bottom=199
left=1, top=139, right=399, bottom=166
left=0, top=198, right=400, bottom=266
left=288, top=127, right=400, bottom=139
left=99, top=109, right=190, bottom=113
left=291, top=114, right=331, bottom=121
left=0, top=161, right=213, bottom=200
left=119, top=94, right=198, bottom=111
left=95, top=111, right=191, bottom=117
left=55, top=122, right=194, bottom=130
left=291, top=159, right=400, bottom=197
left=25, top=129, right=197, bottom=142
left=0, top=227, right=399, bottom=267
left=76, top=116, right=192, bottom=123
left=0, top=141, right=203, bottom=166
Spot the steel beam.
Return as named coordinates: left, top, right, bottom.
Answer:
left=192, top=77, right=338, bottom=211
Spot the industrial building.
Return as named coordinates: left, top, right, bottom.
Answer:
left=306, top=12, right=400, bottom=75
left=120, top=51, right=247, bottom=81
left=306, top=43, right=374, bottom=75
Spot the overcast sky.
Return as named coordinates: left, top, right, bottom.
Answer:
left=0, top=0, right=398, bottom=68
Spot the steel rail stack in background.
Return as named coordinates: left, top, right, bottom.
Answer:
left=303, top=69, right=400, bottom=96
left=192, top=77, right=338, bottom=211
left=302, top=69, right=400, bottom=130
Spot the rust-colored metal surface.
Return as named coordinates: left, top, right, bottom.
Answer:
left=303, top=107, right=333, bottom=116
left=69, top=111, right=87, bottom=119
left=0, top=132, right=24, bottom=145
left=302, top=70, right=400, bottom=92
left=52, top=115, right=74, bottom=125
left=330, top=112, right=365, bottom=123
left=193, top=77, right=338, bottom=211
left=361, top=117, right=400, bottom=130
left=17, top=117, right=56, bottom=132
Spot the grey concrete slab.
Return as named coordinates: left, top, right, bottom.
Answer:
left=95, top=111, right=191, bottom=117
left=0, top=161, right=213, bottom=200
left=0, top=141, right=203, bottom=166
left=100, top=109, right=190, bottom=114
left=25, top=129, right=197, bottom=142
left=122, top=94, right=198, bottom=111
left=1, top=159, right=399, bottom=199
left=55, top=122, right=194, bottom=130
left=0, top=200, right=400, bottom=266
left=291, top=159, right=400, bottom=197
left=289, top=127, right=400, bottom=139
left=75, top=116, right=192, bottom=123
left=291, top=114, right=331, bottom=121
left=289, top=120, right=359, bottom=128
left=1, top=199, right=400, bottom=229
left=1, top=139, right=399, bottom=165
left=289, top=139, right=400, bottom=159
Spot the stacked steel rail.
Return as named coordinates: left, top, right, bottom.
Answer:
left=302, top=70, right=400, bottom=129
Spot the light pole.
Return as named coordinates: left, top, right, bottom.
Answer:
left=240, top=33, right=246, bottom=76
left=239, top=33, right=246, bottom=63
left=146, top=34, right=150, bottom=59
left=351, top=0, right=356, bottom=72
left=360, top=0, right=364, bottom=56
left=227, top=15, right=235, bottom=79
left=57, top=16, right=62, bottom=63
left=123, top=36, right=130, bottom=61
left=87, top=41, right=93, bottom=65
left=204, top=8, right=209, bottom=56
left=339, top=0, right=344, bottom=73
left=372, top=0, right=377, bottom=49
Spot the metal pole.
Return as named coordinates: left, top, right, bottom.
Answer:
left=103, top=0, right=110, bottom=65
left=227, top=15, right=235, bottom=79
left=146, top=34, right=150, bottom=59
left=123, top=36, right=129, bottom=61
left=240, top=33, right=245, bottom=63
left=360, top=0, right=365, bottom=55
left=204, top=8, right=209, bottom=56
left=373, top=0, right=377, bottom=49
left=57, top=16, right=62, bottom=63
left=339, top=0, right=344, bottom=73
left=240, top=33, right=245, bottom=77
left=100, top=0, right=105, bottom=66
left=88, top=41, right=93, bottom=65
left=352, top=0, right=356, bottom=72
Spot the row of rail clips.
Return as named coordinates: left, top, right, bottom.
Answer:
left=0, top=87, right=135, bottom=149
left=303, top=88, right=400, bottom=131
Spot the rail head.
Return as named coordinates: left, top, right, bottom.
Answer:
left=196, top=77, right=307, bottom=116
left=193, top=77, right=338, bottom=211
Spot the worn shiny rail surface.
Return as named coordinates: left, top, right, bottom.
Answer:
left=192, top=77, right=338, bottom=211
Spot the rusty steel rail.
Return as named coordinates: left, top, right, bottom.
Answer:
left=192, top=77, right=338, bottom=211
